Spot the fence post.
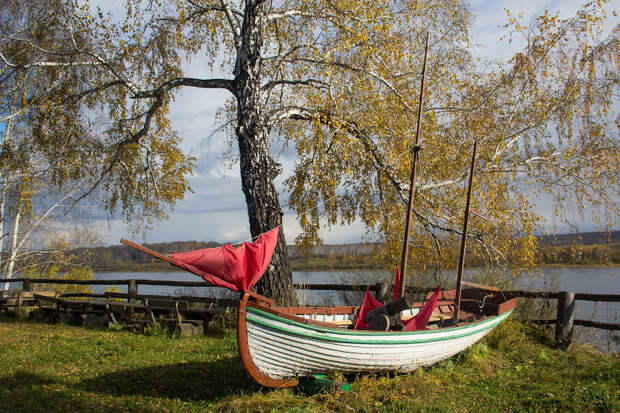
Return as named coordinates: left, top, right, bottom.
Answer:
left=555, top=291, right=575, bottom=349
left=128, top=279, right=138, bottom=303
left=23, top=279, right=32, bottom=292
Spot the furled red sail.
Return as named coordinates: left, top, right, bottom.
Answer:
left=354, top=283, right=442, bottom=331
left=353, top=286, right=385, bottom=330
left=170, top=227, right=279, bottom=292
left=393, top=265, right=401, bottom=301
left=403, top=284, right=442, bottom=331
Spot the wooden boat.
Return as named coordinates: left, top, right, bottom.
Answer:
left=237, top=285, right=515, bottom=387
left=122, top=233, right=515, bottom=389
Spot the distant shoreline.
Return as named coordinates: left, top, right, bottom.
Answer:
left=92, top=262, right=619, bottom=273
left=81, top=230, right=619, bottom=273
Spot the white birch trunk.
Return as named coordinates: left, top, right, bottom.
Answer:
left=233, top=0, right=296, bottom=305
left=2, top=208, right=20, bottom=292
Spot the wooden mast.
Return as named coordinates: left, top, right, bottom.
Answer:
left=399, top=34, right=430, bottom=298
left=452, top=140, right=478, bottom=324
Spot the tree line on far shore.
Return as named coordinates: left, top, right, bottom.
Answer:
left=68, top=231, right=618, bottom=273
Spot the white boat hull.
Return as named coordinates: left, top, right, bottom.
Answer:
left=244, top=305, right=512, bottom=381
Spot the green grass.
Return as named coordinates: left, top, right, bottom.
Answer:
left=0, top=317, right=618, bottom=412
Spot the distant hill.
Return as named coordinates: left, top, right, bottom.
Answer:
left=81, top=231, right=619, bottom=271
left=536, top=231, right=619, bottom=247
left=287, top=243, right=377, bottom=258
left=79, top=240, right=220, bottom=272
left=534, top=231, right=619, bottom=266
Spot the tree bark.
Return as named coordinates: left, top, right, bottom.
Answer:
left=233, top=0, right=296, bottom=305
left=236, top=127, right=296, bottom=305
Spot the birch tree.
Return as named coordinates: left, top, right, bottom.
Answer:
left=0, top=175, right=95, bottom=292
left=0, top=4, right=102, bottom=290
left=1, top=0, right=617, bottom=302
left=0, top=85, right=97, bottom=291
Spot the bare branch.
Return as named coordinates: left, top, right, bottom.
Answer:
left=0, top=50, right=99, bottom=69
left=261, top=78, right=328, bottom=92
left=66, top=80, right=126, bottom=101
left=134, top=77, right=235, bottom=98
left=218, top=0, right=242, bottom=44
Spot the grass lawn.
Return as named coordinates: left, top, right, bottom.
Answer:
left=0, top=317, right=618, bottom=412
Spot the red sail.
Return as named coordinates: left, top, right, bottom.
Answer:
left=393, top=265, right=401, bottom=301
left=353, top=286, right=385, bottom=330
left=170, top=227, right=279, bottom=292
left=403, top=284, right=441, bottom=331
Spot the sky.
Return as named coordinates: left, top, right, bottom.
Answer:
left=95, top=0, right=619, bottom=246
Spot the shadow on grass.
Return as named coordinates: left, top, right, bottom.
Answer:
left=1, top=358, right=262, bottom=412
left=1, top=370, right=148, bottom=413
left=78, top=356, right=261, bottom=402
left=4, top=370, right=57, bottom=390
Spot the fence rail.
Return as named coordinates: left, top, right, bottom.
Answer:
left=2, top=277, right=618, bottom=347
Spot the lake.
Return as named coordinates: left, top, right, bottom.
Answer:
left=93, top=266, right=618, bottom=351
left=94, top=266, right=618, bottom=319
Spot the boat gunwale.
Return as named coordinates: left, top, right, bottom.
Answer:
left=246, top=305, right=513, bottom=344
left=246, top=297, right=515, bottom=337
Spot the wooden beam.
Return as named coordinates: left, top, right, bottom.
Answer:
left=574, top=292, right=620, bottom=302
left=121, top=238, right=178, bottom=265
left=574, top=319, right=620, bottom=331
left=504, top=290, right=559, bottom=299
left=460, top=280, right=500, bottom=293
left=527, top=318, right=619, bottom=332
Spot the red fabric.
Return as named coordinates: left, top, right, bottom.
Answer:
left=354, top=286, right=385, bottom=330
left=404, top=284, right=441, bottom=331
left=170, top=227, right=279, bottom=292
left=393, top=265, right=401, bottom=301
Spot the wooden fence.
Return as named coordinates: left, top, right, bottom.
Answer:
left=2, top=277, right=618, bottom=347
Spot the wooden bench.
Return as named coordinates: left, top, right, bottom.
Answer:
left=142, top=298, right=213, bottom=335
left=33, top=293, right=119, bottom=326
left=0, top=290, right=59, bottom=312
left=9, top=290, right=219, bottom=335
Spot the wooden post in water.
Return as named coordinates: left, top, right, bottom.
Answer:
left=453, top=140, right=478, bottom=324
left=399, top=33, right=429, bottom=298
left=555, top=291, right=575, bottom=349
left=128, top=279, right=138, bottom=303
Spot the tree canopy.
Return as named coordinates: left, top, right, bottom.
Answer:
left=1, top=0, right=618, bottom=302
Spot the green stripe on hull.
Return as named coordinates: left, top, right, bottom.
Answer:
left=246, top=308, right=512, bottom=345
